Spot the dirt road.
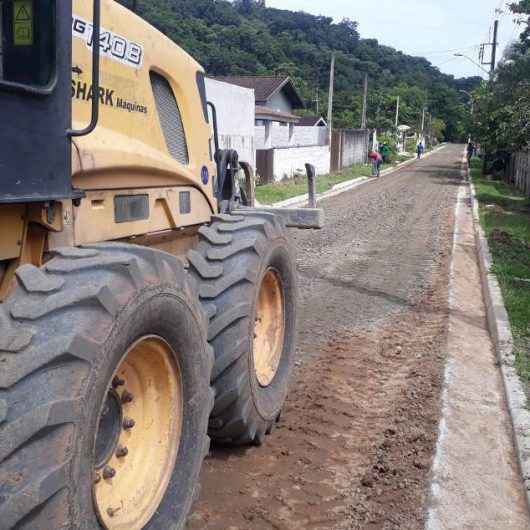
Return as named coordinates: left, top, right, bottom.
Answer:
left=189, top=145, right=464, bottom=530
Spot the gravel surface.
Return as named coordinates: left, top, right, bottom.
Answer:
left=188, top=144, right=463, bottom=530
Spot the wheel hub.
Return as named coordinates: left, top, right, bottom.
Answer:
left=93, top=337, right=183, bottom=530
left=253, top=269, right=286, bottom=387
left=94, top=390, right=123, bottom=470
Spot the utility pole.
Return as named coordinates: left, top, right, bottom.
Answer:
left=491, top=19, right=499, bottom=76
left=313, top=87, right=320, bottom=115
left=421, top=107, right=426, bottom=143
left=479, top=18, right=500, bottom=79
left=327, top=53, right=335, bottom=144
left=361, top=73, right=368, bottom=129
left=395, top=96, right=400, bottom=128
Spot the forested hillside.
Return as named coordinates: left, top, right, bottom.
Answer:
left=118, top=0, right=481, bottom=141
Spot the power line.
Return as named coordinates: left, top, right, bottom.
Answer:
left=413, top=44, right=482, bottom=56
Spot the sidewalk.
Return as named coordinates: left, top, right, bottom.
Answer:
left=427, top=179, right=530, bottom=529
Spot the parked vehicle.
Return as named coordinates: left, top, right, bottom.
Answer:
left=0, top=1, right=322, bottom=528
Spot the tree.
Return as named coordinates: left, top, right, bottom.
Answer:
left=431, top=118, right=446, bottom=142
left=472, top=0, right=530, bottom=154
left=510, top=1, right=530, bottom=52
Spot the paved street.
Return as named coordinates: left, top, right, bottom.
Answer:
left=188, top=145, right=523, bottom=529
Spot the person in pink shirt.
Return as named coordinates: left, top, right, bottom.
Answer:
left=368, top=150, right=383, bottom=177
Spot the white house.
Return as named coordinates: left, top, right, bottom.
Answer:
left=206, top=75, right=332, bottom=182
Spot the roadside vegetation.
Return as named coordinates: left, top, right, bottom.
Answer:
left=471, top=1, right=529, bottom=159
left=255, top=155, right=413, bottom=204
left=471, top=158, right=530, bottom=387
left=256, top=164, right=371, bottom=204
left=469, top=1, right=530, bottom=390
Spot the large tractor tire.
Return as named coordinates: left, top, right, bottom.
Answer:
left=188, top=212, right=298, bottom=446
left=0, top=244, right=213, bottom=530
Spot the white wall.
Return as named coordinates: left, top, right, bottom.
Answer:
left=255, top=124, right=328, bottom=149
left=205, top=78, right=255, bottom=167
left=272, top=145, right=330, bottom=182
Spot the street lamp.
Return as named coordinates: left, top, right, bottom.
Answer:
left=453, top=53, right=490, bottom=76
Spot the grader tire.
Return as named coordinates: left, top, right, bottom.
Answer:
left=0, top=244, right=213, bottom=530
left=188, top=212, right=298, bottom=446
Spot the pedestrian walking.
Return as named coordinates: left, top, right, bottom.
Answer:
left=467, top=141, right=475, bottom=163
left=416, top=142, right=424, bottom=159
left=368, top=150, right=383, bottom=177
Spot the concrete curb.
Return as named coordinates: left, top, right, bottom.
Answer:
left=468, top=163, right=530, bottom=510
left=269, top=143, right=447, bottom=208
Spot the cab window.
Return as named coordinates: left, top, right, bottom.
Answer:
left=0, top=0, right=55, bottom=88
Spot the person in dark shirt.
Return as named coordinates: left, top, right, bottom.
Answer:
left=467, top=141, right=475, bottom=162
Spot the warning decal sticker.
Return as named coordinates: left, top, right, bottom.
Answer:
left=72, top=15, right=144, bottom=69
left=13, top=0, right=33, bottom=46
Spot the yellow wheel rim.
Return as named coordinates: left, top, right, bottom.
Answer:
left=253, top=269, right=286, bottom=387
left=93, top=337, right=182, bottom=530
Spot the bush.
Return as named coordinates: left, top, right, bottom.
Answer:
left=377, top=133, right=398, bottom=154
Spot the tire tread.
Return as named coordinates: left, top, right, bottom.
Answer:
left=0, top=243, right=213, bottom=529
left=188, top=213, right=295, bottom=446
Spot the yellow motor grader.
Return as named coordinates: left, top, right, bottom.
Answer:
left=0, top=1, right=322, bottom=528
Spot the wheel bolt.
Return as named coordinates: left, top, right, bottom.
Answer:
left=123, top=417, right=135, bottom=430
left=107, top=507, right=116, bottom=518
left=94, top=472, right=101, bottom=484
left=121, top=390, right=134, bottom=404
left=116, top=445, right=128, bottom=458
left=102, top=465, right=116, bottom=480
left=112, top=376, right=125, bottom=388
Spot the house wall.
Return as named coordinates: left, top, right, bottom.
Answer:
left=267, top=91, right=293, bottom=114
left=205, top=78, right=255, bottom=167
left=271, top=145, right=331, bottom=181
left=341, top=129, right=370, bottom=167
left=255, top=123, right=328, bottom=150
left=331, top=129, right=369, bottom=172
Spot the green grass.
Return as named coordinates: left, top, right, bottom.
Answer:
left=396, top=153, right=414, bottom=163
left=471, top=157, right=530, bottom=385
left=255, top=164, right=371, bottom=204
left=255, top=155, right=414, bottom=205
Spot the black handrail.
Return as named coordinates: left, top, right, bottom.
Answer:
left=207, top=101, right=220, bottom=154
left=68, top=0, right=101, bottom=137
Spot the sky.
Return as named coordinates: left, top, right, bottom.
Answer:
left=265, top=0, right=524, bottom=79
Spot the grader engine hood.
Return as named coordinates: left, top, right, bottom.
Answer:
left=0, top=0, right=73, bottom=203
